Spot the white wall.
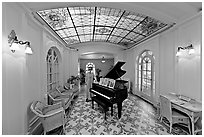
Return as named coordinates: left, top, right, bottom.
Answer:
left=2, top=3, right=79, bottom=134
left=125, top=12, right=202, bottom=105
left=76, top=42, right=125, bottom=72
left=125, top=37, right=160, bottom=104
left=76, top=42, right=124, bottom=57
left=176, top=15, right=201, bottom=101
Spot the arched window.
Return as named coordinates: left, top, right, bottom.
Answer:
left=46, top=47, right=60, bottom=91
left=86, top=62, right=96, bottom=76
left=136, top=50, right=155, bottom=100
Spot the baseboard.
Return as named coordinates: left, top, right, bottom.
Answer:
left=130, top=93, right=157, bottom=108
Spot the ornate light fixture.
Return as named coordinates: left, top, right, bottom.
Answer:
left=8, top=30, right=33, bottom=54
left=101, top=56, right=105, bottom=63
left=176, top=44, right=195, bottom=56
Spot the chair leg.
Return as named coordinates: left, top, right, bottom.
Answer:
left=188, top=122, right=191, bottom=135
left=63, top=125, right=65, bottom=135
left=92, top=100, right=94, bottom=109
left=160, top=116, right=163, bottom=122
left=169, top=122, right=172, bottom=133
left=111, top=105, right=113, bottom=116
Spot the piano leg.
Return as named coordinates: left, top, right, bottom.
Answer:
left=117, top=102, right=122, bottom=119
left=111, top=105, right=113, bottom=116
left=92, top=100, right=94, bottom=109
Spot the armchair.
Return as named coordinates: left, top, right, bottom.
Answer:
left=48, top=89, right=73, bottom=110
left=57, top=84, right=79, bottom=95
left=30, top=101, right=65, bottom=135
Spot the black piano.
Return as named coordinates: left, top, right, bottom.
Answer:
left=90, top=61, right=128, bottom=119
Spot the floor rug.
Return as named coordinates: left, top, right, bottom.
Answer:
left=64, top=94, right=190, bottom=135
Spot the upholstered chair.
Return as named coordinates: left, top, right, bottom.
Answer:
left=159, top=95, right=191, bottom=134
left=30, top=101, right=65, bottom=135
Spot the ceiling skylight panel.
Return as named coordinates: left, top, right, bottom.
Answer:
left=71, top=15, right=81, bottom=26
left=95, top=15, right=108, bottom=26
left=109, top=35, right=122, bottom=43
left=79, top=35, right=86, bottom=42
left=64, top=36, right=79, bottom=44
left=76, top=27, right=85, bottom=35
left=100, top=35, right=109, bottom=41
left=81, top=15, right=91, bottom=26
left=112, top=28, right=129, bottom=37
left=62, top=29, right=70, bottom=38
left=56, top=28, right=77, bottom=38
left=56, top=29, right=69, bottom=38
left=97, top=7, right=109, bottom=15
left=84, top=35, right=91, bottom=42
left=94, top=35, right=102, bottom=41
left=37, top=6, right=173, bottom=48
left=69, top=7, right=80, bottom=15
left=105, top=16, right=119, bottom=27
left=37, top=8, right=69, bottom=29
left=56, top=30, right=66, bottom=38
left=120, top=39, right=132, bottom=46
left=126, top=31, right=137, bottom=39
left=134, top=35, right=145, bottom=42
left=119, top=18, right=137, bottom=31
left=83, top=26, right=93, bottom=34
left=95, top=26, right=111, bottom=35
left=134, top=15, right=146, bottom=22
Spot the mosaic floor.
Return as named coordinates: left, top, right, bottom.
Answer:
left=63, top=93, right=189, bottom=135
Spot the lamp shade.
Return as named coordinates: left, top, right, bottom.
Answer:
left=101, top=57, right=105, bottom=63
left=25, top=46, right=33, bottom=54
left=176, top=51, right=182, bottom=56
left=188, top=48, right=195, bottom=55
left=10, top=42, right=20, bottom=51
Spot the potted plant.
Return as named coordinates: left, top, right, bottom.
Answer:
left=79, top=68, right=85, bottom=85
left=95, top=68, right=102, bottom=82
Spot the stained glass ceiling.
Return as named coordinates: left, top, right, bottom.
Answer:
left=37, top=6, right=174, bottom=49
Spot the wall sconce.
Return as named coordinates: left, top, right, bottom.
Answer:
left=8, top=30, right=33, bottom=54
left=176, top=44, right=195, bottom=56
left=101, top=56, right=105, bottom=63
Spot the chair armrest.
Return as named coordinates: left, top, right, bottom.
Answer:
left=43, top=107, right=65, bottom=118
left=48, top=94, right=63, bottom=101
left=30, top=104, right=45, bottom=118
left=56, top=87, right=66, bottom=94
left=58, top=94, right=72, bottom=98
left=43, top=102, right=62, bottom=113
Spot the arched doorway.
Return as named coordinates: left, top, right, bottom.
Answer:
left=136, top=50, right=155, bottom=103
left=86, top=62, right=96, bottom=76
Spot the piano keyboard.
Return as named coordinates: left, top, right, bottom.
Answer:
left=91, top=89, right=111, bottom=100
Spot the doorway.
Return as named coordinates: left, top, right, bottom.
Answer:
left=136, top=50, right=155, bottom=103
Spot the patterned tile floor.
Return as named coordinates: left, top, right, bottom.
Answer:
left=64, top=92, right=189, bottom=135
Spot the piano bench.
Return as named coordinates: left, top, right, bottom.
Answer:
left=91, top=96, right=113, bottom=120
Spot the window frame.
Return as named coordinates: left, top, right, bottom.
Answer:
left=46, top=48, right=60, bottom=91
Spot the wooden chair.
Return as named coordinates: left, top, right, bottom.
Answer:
left=30, top=101, right=65, bottom=135
left=159, top=95, right=191, bottom=134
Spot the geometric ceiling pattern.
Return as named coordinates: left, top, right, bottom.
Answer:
left=37, top=6, right=174, bottom=49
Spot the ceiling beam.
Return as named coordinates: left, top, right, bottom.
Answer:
left=62, top=33, right=136, bottom=42
left=118, top=16, right=148, bottom=44
left=67, top=7, right=81, bottom=43
left=55, top=24, right=146, bottom=37
left=106, top=10, right=126, bottom=42
left=92, top=7, right=97, bottom=41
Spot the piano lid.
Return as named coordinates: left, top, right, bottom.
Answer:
left=105, top=61, right=126, bottom=80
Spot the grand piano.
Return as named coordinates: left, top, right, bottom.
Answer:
left=90, top=61, right=128, bottom=119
